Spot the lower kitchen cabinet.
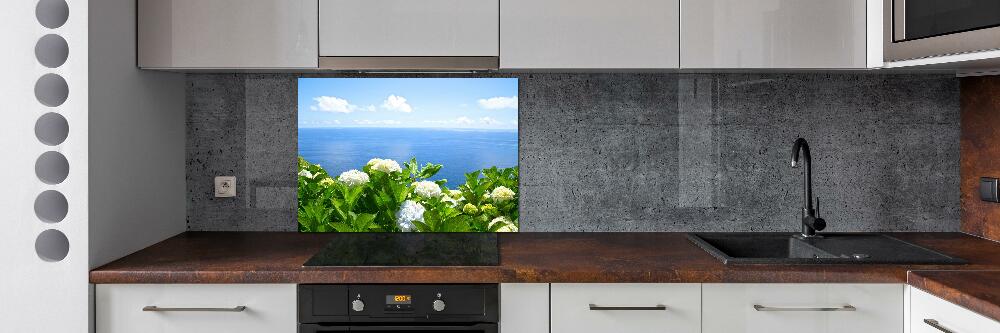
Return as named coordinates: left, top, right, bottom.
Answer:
left=551, top=283, right=701, bottom=333
left=910, top=286, right=1000, bottom=333
left=93, top=282, right=997, bottom=333
left=702, top=283, right=903, bottom=333
left=96, top=284, right=297, bottom=333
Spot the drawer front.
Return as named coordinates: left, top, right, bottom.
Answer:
left=96, top=284, right=296, bottom=333
left=500, top=283, right=548, bottom=333
left=703, top=283, right=903, bottom=333
left=551, top=283, right=701, bottom=333
left=910, top=287, right=1000, bottom=333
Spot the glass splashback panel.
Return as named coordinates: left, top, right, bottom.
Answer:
left=297, top=78, right=518, bottom=233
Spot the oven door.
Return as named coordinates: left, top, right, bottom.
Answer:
left=885, top=0, right=1000, bottom=61
left=300, top=323, right=498, bottom=333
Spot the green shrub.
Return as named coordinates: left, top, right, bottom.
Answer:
left=297, top=156, right=519, bottom=233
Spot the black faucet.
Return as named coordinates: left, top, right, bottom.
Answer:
left=791, top=138, right=826, bottom=238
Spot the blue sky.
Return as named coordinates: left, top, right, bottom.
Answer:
left=298, top=78, right=518, bottom=130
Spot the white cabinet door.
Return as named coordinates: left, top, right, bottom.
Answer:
left=680, top=0, right=868, bottom=68
left=501, top=0, right=680, bottom=69
left=910, top=287, right=1000, bottom=333
left=138, top=0, right=318, bottom=69
left=96, top=284, right=297, bottom=333
left=500, top=283, right=548, bottom=333
left=551, top=283, right=700, bottom=333
left=319, top=0, right=499, bottom=57
left=702, top=283, right=903, bottom=333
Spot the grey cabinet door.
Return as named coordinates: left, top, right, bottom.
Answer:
left=680, top=0, right=869, bottom=69
left=319, top=0, right=500, bottom=57
left=138, top=0, right=318, bottom=69
left=501, top=0, right=680, bottom=69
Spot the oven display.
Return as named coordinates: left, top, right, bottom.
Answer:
left=385, top=295, right=414, bottom=311
left=386, top=295, right=412, bottom=304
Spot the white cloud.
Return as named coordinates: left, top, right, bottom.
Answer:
left=312, top=96, right=363, bottom=113
left=479, top=117, right=501, bottom=125
left=354, top=119, right=402, bottom=126
left=365, top=105, right=376, bottom=112
left=477, top=96, right=518, bottom=110
left=299, top=119, right=342, bottom=127
left=422, top=116, right=509, bottom=128
left=381, top=95, right=413, bottom=113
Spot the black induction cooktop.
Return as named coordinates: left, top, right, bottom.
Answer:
left=303, top=233, right=499, bottom=266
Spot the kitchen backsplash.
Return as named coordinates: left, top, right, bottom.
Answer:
left=186, top=73, right=960, bottom=232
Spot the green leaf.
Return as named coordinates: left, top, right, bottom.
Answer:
left=418, top=163, right=443, bottom=179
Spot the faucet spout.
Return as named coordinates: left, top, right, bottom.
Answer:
left=791, top=138, right=825, bottom=237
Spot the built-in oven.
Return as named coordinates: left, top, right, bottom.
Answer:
left=299, top=284, right=498, bottom=333
left=884, top=0, right=1000, bottom=61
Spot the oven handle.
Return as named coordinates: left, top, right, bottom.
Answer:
left=299, top=323, right=498, bottom=333
left=348, top=323, right=497, bottom=332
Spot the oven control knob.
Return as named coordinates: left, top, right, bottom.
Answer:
left=432, top=299, right=446, bottom=312
left=351, top=299, right=365, bottom=312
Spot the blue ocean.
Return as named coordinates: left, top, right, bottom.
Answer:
left=299, top=127, right=518, bottom=187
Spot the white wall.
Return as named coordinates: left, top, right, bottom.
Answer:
left=88, top=0, right=186, bottom=270
left=0, top=0, right=90, bottom=331
left=0, top=0, right=184, bottom=330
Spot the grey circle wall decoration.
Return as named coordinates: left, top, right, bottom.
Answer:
left=35, top=34, right=69, bottom=68
left=34, top=190, right=68, bottom=223
left=35, top=0, right=69, bottom=29
left=34, top=73, right=69, bottom=107
left=35, top=229, right=69, bottom=262
left=35, top=112, right=69, bottom=146
left=35, top=151, right=69, bottom=184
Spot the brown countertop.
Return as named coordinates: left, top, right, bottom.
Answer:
left=908, top=270, right=1000, bottom=322
left=90, top=232, right=1000, bottom=320
left=91, top=232, right=1000, bottom=284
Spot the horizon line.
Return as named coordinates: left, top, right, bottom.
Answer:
left=299, top=126, right=518, bottom=131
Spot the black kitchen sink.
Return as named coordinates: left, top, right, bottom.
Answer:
left=687, top=233, right=966, bottom=265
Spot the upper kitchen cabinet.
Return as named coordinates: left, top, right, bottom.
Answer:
left=681, top=0, right=879, bottom=69
left=318, top=0, right=500, bottom=70
left=138, top=0, right=319, bottom=69
left=500, top=0, right=680, bottom=69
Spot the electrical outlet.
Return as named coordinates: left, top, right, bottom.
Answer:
left=981, top=177, right=999, bottom=202
left=215, top=176, right=236, bottom=198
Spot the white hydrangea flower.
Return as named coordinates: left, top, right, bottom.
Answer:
left=367, top=158, right=402, bottom=173
left=298, top=169, right=315, bottom=179
left=497, top=224, right=518, bottom=232
left=489, top=216, right=518, bottom=232
left=489, top=186, right=516, bottom=202
left=395, top=200, right=425, bottom=231
left=338, top=169, right=370, bottom=187
left=319, top=178, right=335, bottom=187
left=441, top=190, right=463, bottom=207
left=412, top=180, right=442, bottom=198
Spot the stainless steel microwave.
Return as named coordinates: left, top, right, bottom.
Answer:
left=884, top=0, right=1000, bottom=62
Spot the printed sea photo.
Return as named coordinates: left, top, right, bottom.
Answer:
left=297, top=78, right=519, bottom=233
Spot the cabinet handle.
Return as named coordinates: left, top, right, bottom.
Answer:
left=142, top=306, right=247, bottom=312
left=753, top=304, right=856, bottom=312
left=923, top=319, right=955, bottom=333
left=589, top=304, right=667, bottom=311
